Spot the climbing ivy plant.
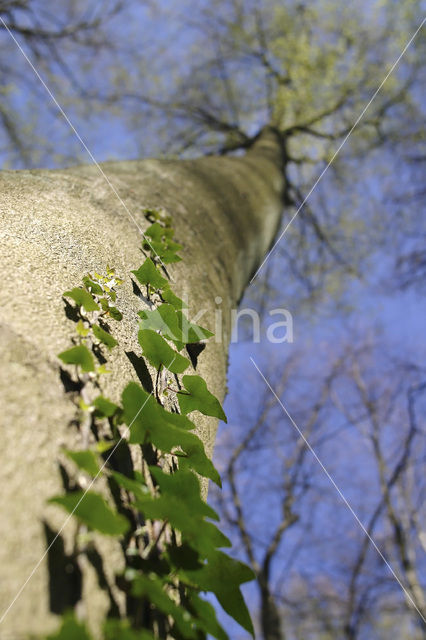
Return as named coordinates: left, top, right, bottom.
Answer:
left=46, top=210, right=254, bottom=639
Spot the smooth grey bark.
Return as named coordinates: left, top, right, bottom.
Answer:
left=0, top=127, right=286, bottom=636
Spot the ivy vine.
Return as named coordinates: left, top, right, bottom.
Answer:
left=45, top=210, right=254, bottom=639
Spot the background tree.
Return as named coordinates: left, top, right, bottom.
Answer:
left=211, top=336, right=426, bottom=639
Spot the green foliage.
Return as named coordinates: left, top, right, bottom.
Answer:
left=93, top=395, right=119, bottom=418
left=178, top=375, right=227, bottom=422
left=92, top=324, right=118, bottom=350
left=131, top=257, right=168, bottom=290
left=49, top=491, right=130, bottom=536
left=63, top=287, right=99, bottom=312
left=182, top=551, right=254, bottom=634
left=143, top=221, right=183, bottom=263
left=63, top=449, right=101, bottom=477
left=47, top=212, right=253, bottom=639
left=138, top=303, right=184, bottom=349
left=177, top=311, right=214, bottom=343
left=162, top=285, right=188, bottom=310
left=46, top=615, right=93, bottom=640
left=58, top=344, right=95, bottom=372
left=138, top=329, right=190, bottom=372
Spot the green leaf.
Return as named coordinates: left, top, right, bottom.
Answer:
left=107, top=306, right=123, bottom=321
left=178, top=375, right=227, bottom=422
left=82, top=276, right=103, bottom=295
left=144, top=221, right=164, bottom=241
left=150, top=467, right=219, bottom=521
left=143, top=224, right=182, bottom=262
left=49, top=491, right=129, bottom=536
left=162, top=286, right=188, bottom=310
left=178, top=444, right=221, bottom=487
left=76, top=319, right=89, bottom=337
left=138, top=329, right=189, bottom=373
left=158, top=248, right=182, bottom=264
left=104, top=620, right=155, bottom=640
left=138, top=304, right=184, bottom=349
left=145, top=239, right=182, bottom=264
left=131, top=258, right=167, bottom=290
left=177, top=311, right=214, bottom=343
left=136, top=490, right=229, bottom=556
left=138, top=303, right=180, bottom=336
left=47, top=614, right=93, bottom=640
left=93, top=395, right=119, bottom=417
left=97, top=364, right=112, bottom=375
left=131, top=574, right=197, bottom=638
left=182, top=551, right=255, bottom=636
left=122, top=382, right=193, bottom=431
left=58, top=344, right=95, bottom=372
left=167, top=543, right=203, bottom=571
left=121, top=383, right=218, bottom=483
left=110, top=471, right=149, bottom=502
left=63, top=287, right=99, bottom=312
left=92, top=324, right=118, bottom=350
left=189, top=593, right=229, bottom=640
left=96, top=440, right=115, bottom=454
left=64, top=449, right=100, bottom=477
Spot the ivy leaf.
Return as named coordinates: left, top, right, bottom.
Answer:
left=131, top=258, right=167, bottom=290
left=110, top=471, right=149, bottom=502
left=107, top=306, right=123, bottom=321
left=138, top=304, right=184, bottom=350
left=158, top=247, right=182, bottom=264
left=131, top=574, right=197, bottom=639
left=136, top=495, right=229, bottom=556
left=150, top=467, right=219, bottom=521
left=189, top=593, right=229, bottom=640
left=162, top=286, right=187, bottom=310
left=144, top=224, right=182, bottom=262
left=167, top=543, right=203, bottom=572
left=58, top=344, right=95, bottom=372
left=82, top=276, right=103, bottom=295
left=182, top=551, right=255, bottom=636
left=177, top=311, right=214, bottom=343
left=63, top=287, right=99, bottom=312
left=49, top=491, right=129, bottom=536
left=104, top=620, right=156, bottom=640
left=138, top=304, right=180, bottom=337
left=178, top=375, right=227, bottom=422
left=64, top=449, right=100, bottom=477
left=47, top=614, right=93, bottom=640
left=92, top=324, right=118, bottom=350
left=145, top=239, right=182, bottom=264
left=93, top=395, right=119, bottom=417
left=138, top=329, right=189, bottom=373
left=121, top=383, right=218, bottom=483
left=144, top=221, right=164, bottom=241
left=178, top=444, right=221, bottom=486
left=76, top=319, right=89, bottom=337
left=97, top=364, right=112, bottom=375
left=122, top=382, right=194, bottom=432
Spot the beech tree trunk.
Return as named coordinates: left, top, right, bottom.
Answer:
left=0, top=127, right=286, bottom=636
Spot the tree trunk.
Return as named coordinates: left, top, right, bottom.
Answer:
left=0, top=127, right=286, bottom=635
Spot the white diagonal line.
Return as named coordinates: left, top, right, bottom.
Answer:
left=0, top=17, right=171, bottom=278
left=250, top=16, right=426, bottom=283
left=0, top=354, right=176, bottom=624
left=250, top=356, right=426, bottom=624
